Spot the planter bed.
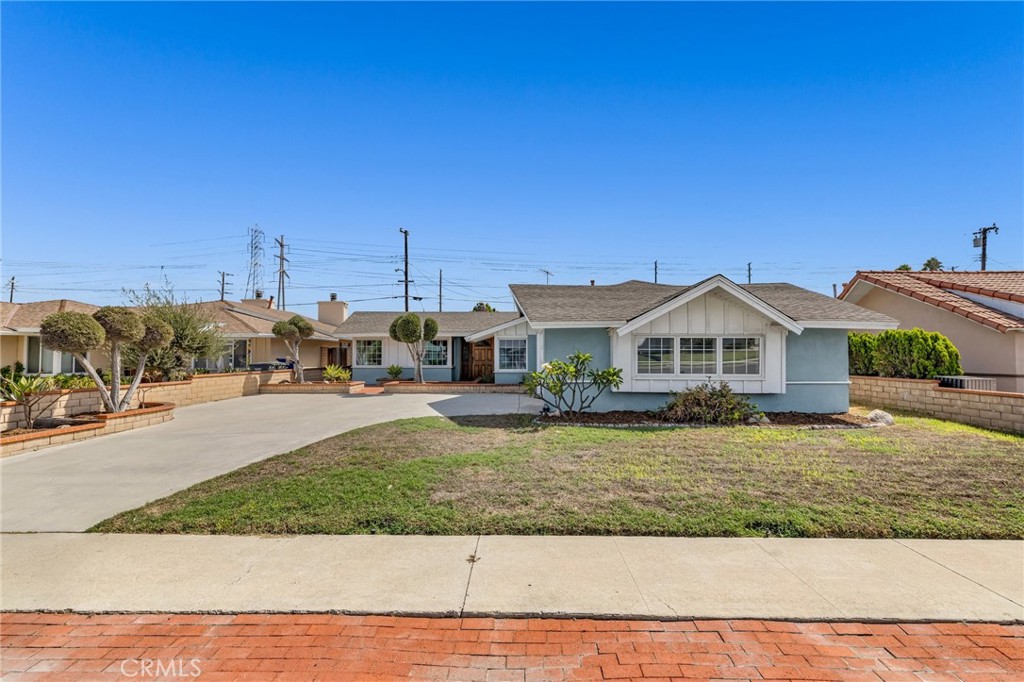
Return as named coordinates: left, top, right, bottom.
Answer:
left=380, top=381, right=523, bottom=394
left=1, top=402, right=175, bottom=457
left=258, top=381, right=365, bottom=395
left=536, top=409, right=876, bottom=430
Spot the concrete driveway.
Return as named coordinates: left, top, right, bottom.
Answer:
left=1, top=393, right=542, bottom=533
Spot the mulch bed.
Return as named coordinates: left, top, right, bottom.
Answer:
left=538, top=410, right=874, bottom=429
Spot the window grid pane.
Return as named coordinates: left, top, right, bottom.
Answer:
left=356, top=340, right=383, bottom=366
left=679, top=337, right=717, bottom=375
left=423, top=340, right=448, bottom=366
left=498, top=339, right=527, bottom=370
left=722, top=337, right=761, bottom=375
left=637, top=337, right=674, bottom=374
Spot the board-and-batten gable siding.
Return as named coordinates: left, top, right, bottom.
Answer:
left=611, top=290, right=786, bottom=395
left=493, top=320, right=531, bottom=338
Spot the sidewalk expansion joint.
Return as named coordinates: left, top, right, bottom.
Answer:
left=458, top=535, right=482, bottom=617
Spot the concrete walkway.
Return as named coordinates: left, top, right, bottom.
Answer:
left=0, top=393, right=542, bottom=532
left=3, top=534, right=1021, bottom=621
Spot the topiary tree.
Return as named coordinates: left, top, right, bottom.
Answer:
left=40, top=307, right=173, bottom=413
left=119, top=313, right=174, bottom=410
left=272, top=315, right=315, bottom=382
left=523, top=351, right=623, bottom=420
left=388, top=312, right=439, bottom=383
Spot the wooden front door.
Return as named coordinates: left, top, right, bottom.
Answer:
left=465, top=339, right=493, bottom=380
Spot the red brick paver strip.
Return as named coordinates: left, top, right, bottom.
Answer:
left=1, top=613, right=1021, bottom=681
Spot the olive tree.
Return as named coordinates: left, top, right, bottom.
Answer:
left=388, top=312, right=439, bottom=384
left=272, top=315, right=315, bottom=383
left=40, top=307, right=173, bottom=413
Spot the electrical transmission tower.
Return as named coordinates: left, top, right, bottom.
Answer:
left=245, top=224, right=266, bottom=298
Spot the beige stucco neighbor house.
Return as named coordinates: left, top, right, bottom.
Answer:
left=0, top=299, right=102, bottom=373
left=840, top=271, right=1024, bottom=392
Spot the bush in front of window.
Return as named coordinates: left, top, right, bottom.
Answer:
left=870, top=328, right=962, bottom=379
left=524, top=351, right=623, bottom=420
left=323, top=365, right=352, bottom=383
left=658, top=381, right=760, bottom=426
left=387, top=364, right=404, bottom=379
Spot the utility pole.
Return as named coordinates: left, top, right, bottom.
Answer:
left=399, top=228, right=410, bottom=312
left=747, top=262, right=752, bottom=284
left=539, top=269, right=553, bottom=285
left=973, top=223, right=999, bottom=271
left=275, top=235, right=289, bottom=310
left=438, top=269, right=443, bottom=312
left=654, top=261, right=658, bottom=284
left=218, top=272, right=233, bottom=301
left=6, top=277, right=14, bottom=303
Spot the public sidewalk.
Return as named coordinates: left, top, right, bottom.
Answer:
left=3, top=534, right=1021, bottom=622
left=2, top=613, right=1022, bottom=681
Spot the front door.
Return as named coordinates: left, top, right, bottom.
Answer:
left=471, top=339, right=493, bottom=379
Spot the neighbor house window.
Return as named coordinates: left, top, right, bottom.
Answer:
left=636, top=337, right=674, bottom=374
left=423, top=339, right=449, bottom=366
left=722, top=337, right=761, bottom=375
left=27, top=337, right=85, bottom=375
left=679, top=337, right=717, bottom=375
left=497, top=338, right=527, bottom=371
left=355, top=339, right=383, bottom=366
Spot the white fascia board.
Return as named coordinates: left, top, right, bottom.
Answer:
left=838, top=279, right=872, bottom=304
left=464, top=316, right=530, bottom=342
left=616, top=274, right=803, bottom=336
left=797, top=320, right=900, bottom=330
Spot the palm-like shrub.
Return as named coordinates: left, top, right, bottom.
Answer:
left=0, top=375, right=62, bottom=427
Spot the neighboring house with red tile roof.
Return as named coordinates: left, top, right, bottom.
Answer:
left=839, top=271, right=1024, bottom=392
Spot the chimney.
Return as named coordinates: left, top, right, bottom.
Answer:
left=590, top=279, right=595, bottom=286
left=318, top=295, right=349, bottom=327
left=240, top=295, right=273, bottom=309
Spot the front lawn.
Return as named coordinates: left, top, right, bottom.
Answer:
left=94, top=414, right=1024, bottom=538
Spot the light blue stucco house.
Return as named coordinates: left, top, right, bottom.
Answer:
left=334, top=275, right=897, bottom=413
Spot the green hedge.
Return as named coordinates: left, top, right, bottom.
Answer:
left=848, top=329, right=962, bottom=379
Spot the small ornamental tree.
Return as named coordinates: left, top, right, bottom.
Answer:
left=524, top=351, right=623, bottom=420
left=388, top=312, right=439, bottom=383
left=472, top=302, right=496, bottom=312
left=39, top=307, right=173, bottom=413
left=272, top=315, right=315, bottom=383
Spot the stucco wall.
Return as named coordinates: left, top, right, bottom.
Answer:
left=1, top=336, right=23, bottom=368
left=855, top=287, right=1023, bottom=392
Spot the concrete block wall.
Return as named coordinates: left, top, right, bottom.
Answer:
left=850, top=376, right=1024, bottom=434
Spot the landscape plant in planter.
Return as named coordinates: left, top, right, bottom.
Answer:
left=272, top=315, right=315, bottom=383
left=388, top=313, right=439, bottom=384
left=322, top=365, right=352, bottom=383
left=39, top=307, right=173, bottom=414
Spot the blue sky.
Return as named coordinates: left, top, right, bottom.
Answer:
left=2, top=2, right=1022, bottom=312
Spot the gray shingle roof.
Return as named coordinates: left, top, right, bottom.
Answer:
left=510, top=279, right=896, bottom=327
left=334, top=311, right=522, bottom=337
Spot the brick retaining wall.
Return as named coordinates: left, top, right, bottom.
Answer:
left=1, top=402, right=175, bottom=456
left=259, top=381, right=365, bottom=394
left=0, top=370, right=297, bottom=430
left=381, top=381, right=525, bottom=394
left=850, top=375, right=1024, bottom=434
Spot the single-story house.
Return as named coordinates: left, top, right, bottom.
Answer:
left=336, top=276, right=896, bottom=412
left=0, top=299, right=101, bottom=373
left=839, top=271, right=1024, bottom=392
left=334, top=311, right=523, bottom=383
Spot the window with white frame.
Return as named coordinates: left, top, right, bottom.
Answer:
left=497, top=338, right=527, bottom=371
left=636, top=335, right=762, bottom=377
left=722, top=337, right=761, bottom=375
left=27, top=336, right=86, bottom=375
left=423, top=339, right=449, bottom=366
left=679, top=337, right=717, bottom=374
left=355, top=339, right=383, bottom=366
left=637, top=337, right=674, bottom=374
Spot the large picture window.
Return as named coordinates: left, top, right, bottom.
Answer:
left=637, top=337, right=674, bottom=374
left=497, top=338, right=527, bottom=371
left=423, top=339, right=449, bottom=366
left=355, top=339, right=383, bottom=366
left=722, top=337, right=761, bottom=375
left=27, top=336, right=86, bottom=375
left=679, top=337, right=717, bottom=374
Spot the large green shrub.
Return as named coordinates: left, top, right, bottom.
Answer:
left=659, top=381, right=760, bottom=425
left=848, top=333, right=879, bottom=376
left=872, top=328, right=962, bottom=379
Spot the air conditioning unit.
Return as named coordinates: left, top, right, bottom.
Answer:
left=936, top=375, right=997, bottom=391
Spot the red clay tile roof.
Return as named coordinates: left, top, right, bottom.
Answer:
left=839, top=271, right=1024, bottom=333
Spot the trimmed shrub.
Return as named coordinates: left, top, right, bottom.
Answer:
left=872, top=328, right=962, bottom=379
left=659, top=381, right=760, bottom=425
left=40, top=311, right=106, bottom=356
left=848, top=332, right=879, bottom=376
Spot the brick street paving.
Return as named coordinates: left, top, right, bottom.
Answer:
left=2, top=613, right=1021, bottom=681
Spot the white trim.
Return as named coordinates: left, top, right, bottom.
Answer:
left=352, top=338, right=384, bottom=368
left=617, top=275, right=804, bottom=336
left=797, top=320, right=899, bottom=330
left=786, top=380, right=851, bottom=385
left=633, top=333, right=766, bottom=380
left=421, top=337, right=453, bottom=369
left=495, top=336, right=528, bottom=373
left=464, top=317, right=529, bottom=342
left=536, top=329, right=545, bottom=367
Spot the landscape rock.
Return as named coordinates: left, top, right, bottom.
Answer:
left=867, top=409, right=895, bottom=426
